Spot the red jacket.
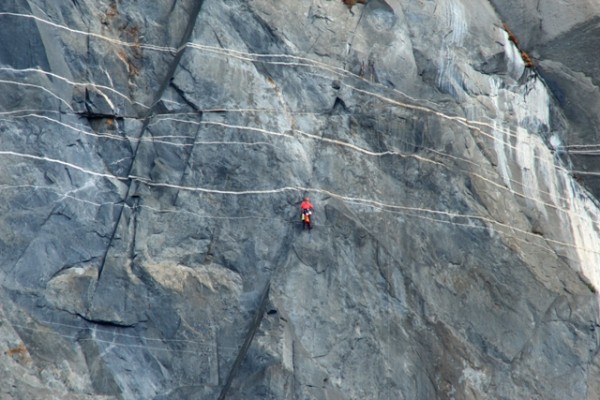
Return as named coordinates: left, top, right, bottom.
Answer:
left=300, top=200, right=314, bottom=211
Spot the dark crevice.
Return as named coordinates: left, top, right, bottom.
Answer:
left=170, top=80, right=202, bottom=113
left=96, top=204, right=124, bottom=281
left=128, top=196, right=140, bottom=268
left=166, top=79, right=204, bottom=205
left=331, top=96, right=348, bottom=114
left=76, top=312, right=136, bottom=328
left=96, top=0, right=206, bottom=281
left=230, top=7, right=288, bottom=81
left=77, top=111, right=119, bottom=120
left=217, top=282, right=271, bottom=400
left=343, top=3, right=368, bottom=69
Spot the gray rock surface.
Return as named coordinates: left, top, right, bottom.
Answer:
left=490, top=0, right=600, bottom=195
left=1, top=0, right=600, bottom=399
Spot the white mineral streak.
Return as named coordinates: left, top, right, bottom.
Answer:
left=436, top=0, right=467, bottom=95
left=490, top=69, right=600, bottom=298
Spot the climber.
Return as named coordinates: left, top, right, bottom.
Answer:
left=300, top=197, right=314, bottom=230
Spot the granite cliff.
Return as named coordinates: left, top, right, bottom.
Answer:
left=2, top=1, right=600, bottom=399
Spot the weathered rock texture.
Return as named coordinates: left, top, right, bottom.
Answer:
left=489, top=0, right=600, bottom=195
left=1, top=0, right=600, bottom=399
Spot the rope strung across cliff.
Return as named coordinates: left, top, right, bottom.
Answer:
left=2, top=4, right=600, bottom=279
left=0, top=109, right=579, bottom=213
left=0, top=67, right=150, bottom=110
left=93, top=0, right=206, bottom=281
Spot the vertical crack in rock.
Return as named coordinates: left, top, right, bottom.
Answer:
left=4, top=1, right=600, bottom=398
left=343, top=3, right=368, bottom=70
left=217, top=282, right=271, bottom=400
left=128, top=196, right=140, bottom=265
left=97, top=0, right=206, bottom=280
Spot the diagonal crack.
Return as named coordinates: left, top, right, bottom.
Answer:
left=96, top=0, right=206, bottom=281
left=343, top=2, right=368, bottom=71
left=217, top=281, right=271, bottom=400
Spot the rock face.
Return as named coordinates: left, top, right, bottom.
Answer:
left=489, top=0, right=600, bottom=195
left=1, top=0, right=600, bottom=399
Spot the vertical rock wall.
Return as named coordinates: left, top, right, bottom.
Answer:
left=1, top=0, right=600, bottom=399
left=489, top=0, right=600, bottom=196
